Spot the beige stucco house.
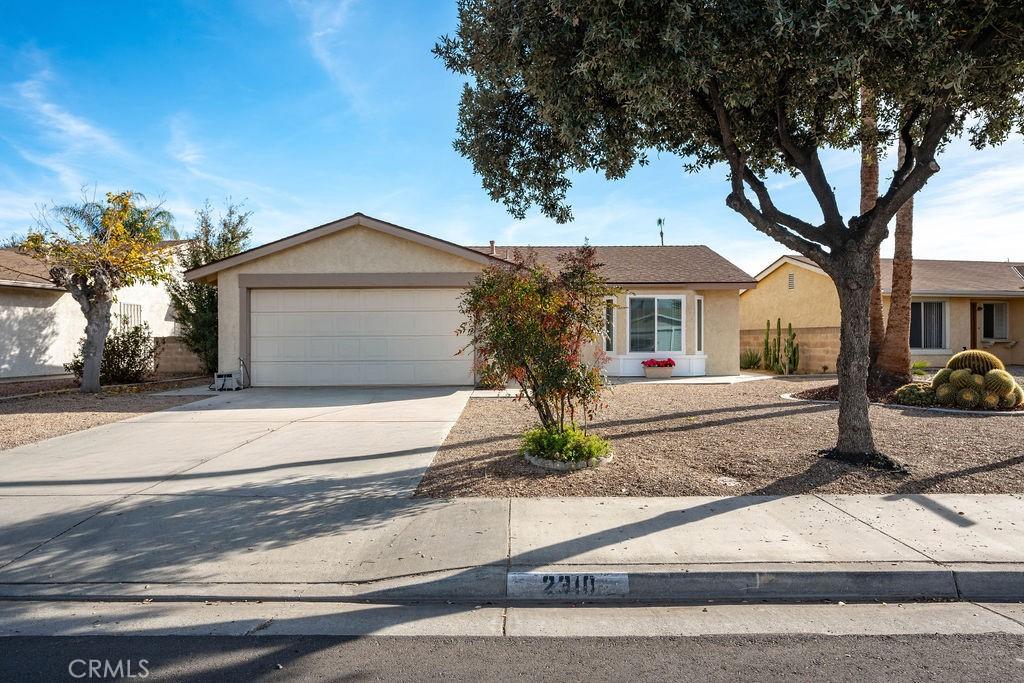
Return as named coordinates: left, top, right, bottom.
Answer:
left=740, top=254, right=1024, bottom=371
left=0, top=243, right=200, bottom=379
left=185, top=213, right=755, bottom=387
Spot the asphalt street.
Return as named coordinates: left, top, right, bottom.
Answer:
left=4, top=634, right=1024, bottom=682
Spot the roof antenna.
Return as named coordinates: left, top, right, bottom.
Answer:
left=657, top=217, right=665, bottom=246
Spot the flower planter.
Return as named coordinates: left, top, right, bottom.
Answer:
left=643, top=365, right=674, bottom=379
left=524, top=452, right=615, bottom=471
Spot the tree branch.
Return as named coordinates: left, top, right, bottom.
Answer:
left=774, top=89, right=845, bottom=234
left=704, top=82, right=833, bottom=263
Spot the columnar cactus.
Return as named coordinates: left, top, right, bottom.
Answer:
left=947, top=349, right=1005, bottom=375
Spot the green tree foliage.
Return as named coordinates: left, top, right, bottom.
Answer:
left=167, top=201, right=252, bottom=374
left=23, top=191, right=174, bottom=393
left=458, top=245, right=618, bottom=434
left=436, top=0, right=1024, bottom=460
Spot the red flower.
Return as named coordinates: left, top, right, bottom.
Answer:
left=641, top=358, right=675, bottom=368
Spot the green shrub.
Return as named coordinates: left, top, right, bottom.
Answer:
left=65, top=317, right=159, bottom=385
left=911, top=360, right=929, bottom=376
left=892, top=383, right=935, bottom=407
left=739, top=348, right=762, bottom=370
left=475, top=361, right=508, bottom=389
left=520, top=424, right=611, bottom=463
left=946, top=349, right=1005, bottom=375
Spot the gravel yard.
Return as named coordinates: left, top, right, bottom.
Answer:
left=0, top=379, right=208, bottom=452
left=415, top=377, right=1024, bottom=497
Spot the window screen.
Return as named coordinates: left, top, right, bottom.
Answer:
left=604, top=300, right=615, bottom=352
left=629, top=298, right=656, bottom=352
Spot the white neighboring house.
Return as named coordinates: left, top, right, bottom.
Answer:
left=0, top=241, right=200, bottom=379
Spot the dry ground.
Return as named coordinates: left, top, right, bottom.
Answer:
left=416, top=377, right=1024, bottom=497
left=0, top=379, right=208, bottom=451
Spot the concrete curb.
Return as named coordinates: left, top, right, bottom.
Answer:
left=3, top=563, right=1021, bottom=604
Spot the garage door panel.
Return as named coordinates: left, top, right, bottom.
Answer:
left=249, top=288, right=473, bottom=386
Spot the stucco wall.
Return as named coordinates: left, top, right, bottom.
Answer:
left=215, top=225, right=488, bottom=372
left=0, top=279, right=176, bottom=379
left=739, top=263, right=840, bottom=331
left=0, top=286, right=82, bottom=377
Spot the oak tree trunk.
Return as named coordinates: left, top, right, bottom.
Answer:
left=833, top=250, right=877, bottom=457
left=874, top=139, right=914, bottom=385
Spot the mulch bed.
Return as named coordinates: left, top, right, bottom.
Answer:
left=415, top=377, right=1024, bottom=497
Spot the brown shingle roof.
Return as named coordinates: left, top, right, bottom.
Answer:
left=0, top=250, right=56, bottom=288
left=470, top=245, right=755, bottom=285
left=783, top=254, right=1024, bottom=296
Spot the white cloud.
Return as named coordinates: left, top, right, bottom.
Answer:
left=289, top=0, right=369, bottom=112
left=167, top=115, right=205, bottom=166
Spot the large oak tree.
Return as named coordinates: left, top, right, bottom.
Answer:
left=436, top=0, right=1024, bottom=465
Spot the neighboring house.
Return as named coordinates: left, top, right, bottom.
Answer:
left=0, top=242, right=201, bottom=379
left=740, top=254, right=1024, bottom=371
left=185, top=213, right=756, bottom=387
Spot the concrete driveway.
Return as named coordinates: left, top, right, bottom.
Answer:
left=0, top=387, right=508, bottom=595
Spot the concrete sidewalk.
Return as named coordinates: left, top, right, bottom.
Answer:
left=2, top=493, right=1023, bottom=603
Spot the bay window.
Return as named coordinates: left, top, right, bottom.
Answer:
left=629, top=296, right=683, bottom=353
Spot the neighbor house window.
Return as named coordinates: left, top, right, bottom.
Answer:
left=983, top=302, right=1009, bottom=340
left=695, top=296, right=704, bottom=353
left=118, top=302, right=143, bottom=328
left=909, top=301, right=945, bottom=350
left=629, top=297, right=683, bottom=353
left=604, top=299, right=615, bottom=352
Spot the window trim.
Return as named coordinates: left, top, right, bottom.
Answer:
left=909, top=298, right=949, bottom=352
left=625, top=294, right=686, bottom=355
left=980, top=300, right=1010, bottom=342
left=695, top=295, right=705, bottom=355
left=603, top=297, right=616, bottom=353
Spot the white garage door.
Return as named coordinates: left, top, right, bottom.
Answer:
left=249, top=288, right=473, bottom=386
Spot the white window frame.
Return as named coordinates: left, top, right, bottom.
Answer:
left=626, top=294, right=686, bottom=355
left=909, top=298, right=949, bottom=352
left=695, top=295, right=705, bottom=355
left=603, top=297, right=616, bottom=353
left=980, top=301, right=1010, bottom=342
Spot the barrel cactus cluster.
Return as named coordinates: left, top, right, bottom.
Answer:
left=895, top=350, right=1023, bottom=411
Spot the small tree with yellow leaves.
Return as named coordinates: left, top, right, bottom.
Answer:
left=23, top=191, right=175, bottom=393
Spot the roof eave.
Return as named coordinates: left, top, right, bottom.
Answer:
left=0, top=278, right=63, bottom=291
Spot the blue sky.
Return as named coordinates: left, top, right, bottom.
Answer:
left=1, top=0, right=1021, bottom=275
